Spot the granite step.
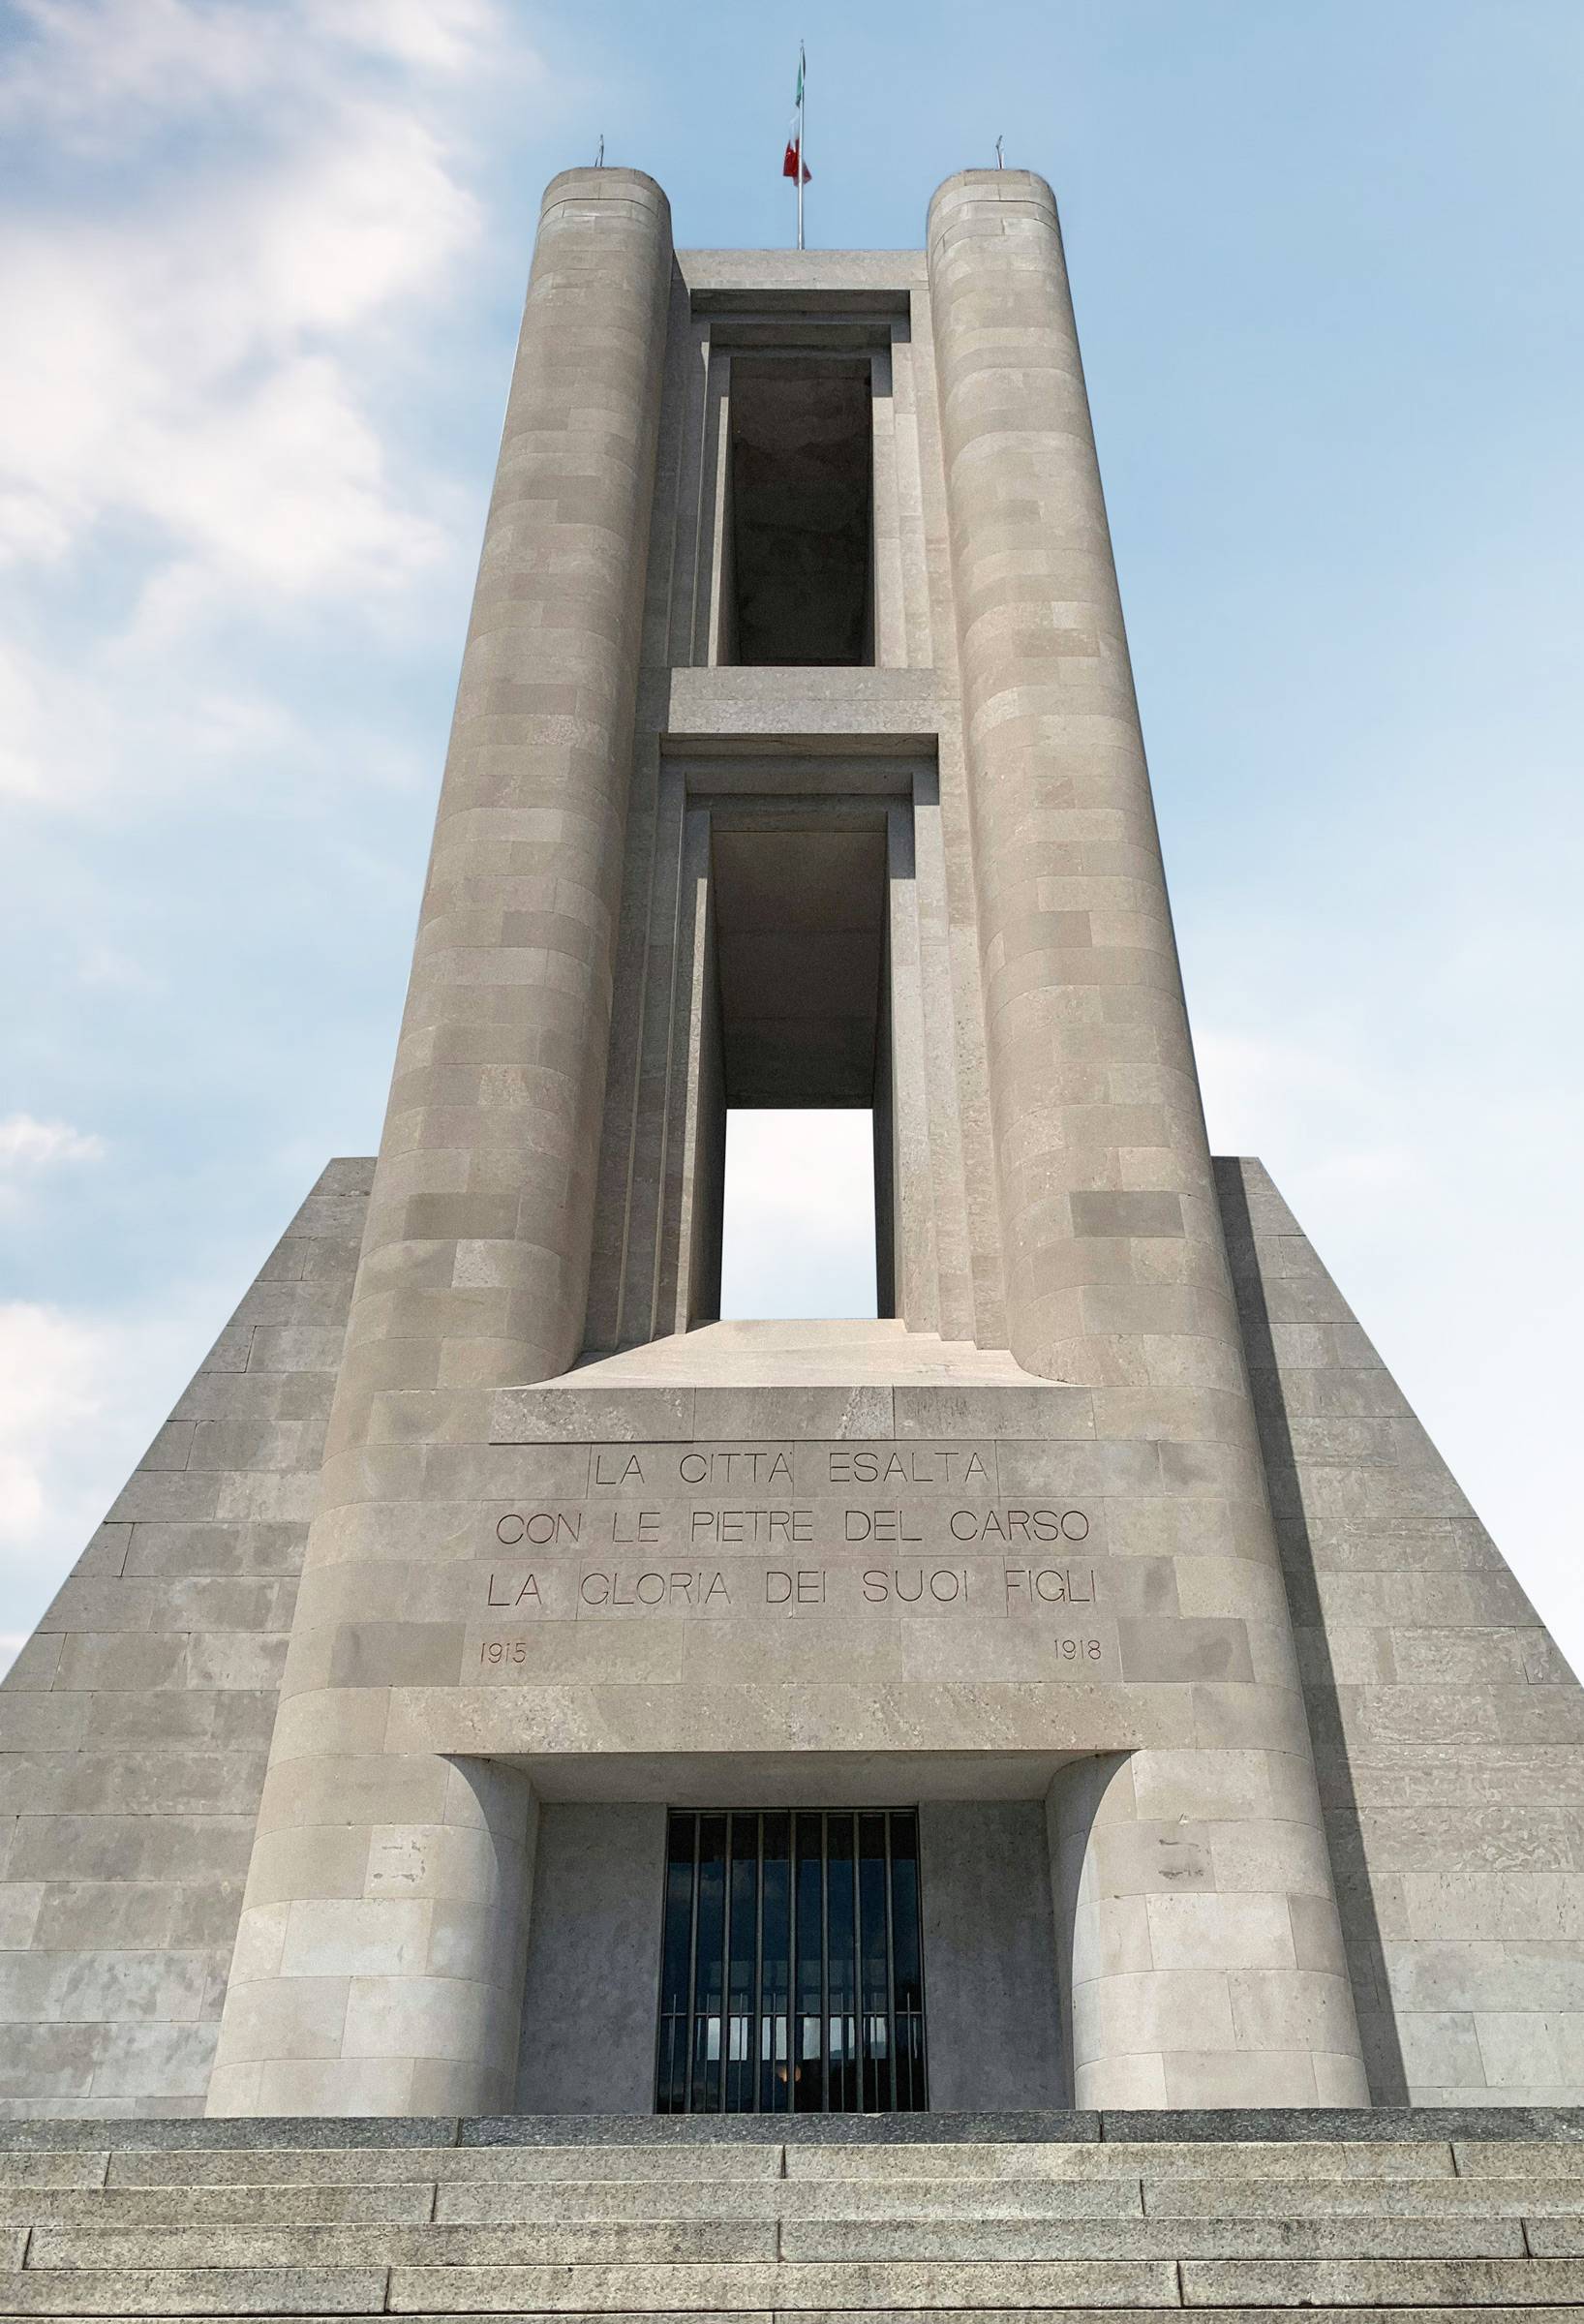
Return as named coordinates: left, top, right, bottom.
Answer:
left=26, top=2223, right=779, bottom=2269
left=13, top=2246, right=1584, bottom=2313
left=564, top=1316, right=1041, bottom=1387
left=2, top=2177, right=1153, bottom=2223
left=380, top=2260, right=1189, bottom=2310
left=0, top=2264, right=386, bottom=2313
left=0, top=2117, right=1581, bottom=2316
left=0, top=2314, right=1558, bottom=2324
left=1144, top=2172, right=1584, bottom=2217
left=432, top=2179, right=1149, bottom=2221
left=778, top=2139, right=1460, bottom=2179
left=14, top=2172, right=1584, bottom=2228
left=16, top=2216, right=1551, bottom=2267
left=1176, top=2255, right=1584, bottom=2306
left=103, top=2144, right=785, bottom=2186
left=87, top=2132, right=1473, bottom=2186
left=0, top=2186, right=435, bottom=2227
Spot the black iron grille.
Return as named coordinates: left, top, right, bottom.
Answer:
left=655, top=1807, right=928, bottom=2114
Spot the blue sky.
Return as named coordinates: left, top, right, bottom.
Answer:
left=1, top=0, right=1580, bottom=1667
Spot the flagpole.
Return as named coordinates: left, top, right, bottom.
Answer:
left=796, top=43, right=806, bottom=251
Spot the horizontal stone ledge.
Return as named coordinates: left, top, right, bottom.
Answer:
left=681, top=256, right=922, bottom=306
left=463, top=2105, right=1583, bottom=2149
left=458, top=2111, right=1100, bottom=2147
left=492, top=1387, right=699, bottom=1445
left=432, top=2182, right=1146, bottom=2221
left=664, top=667, right=944, bottom=746
left=1147, top=2174, right=1584, bottom=2214
left=490, top=1386, right=1101, bottom=1446
left=1178, top=2253, right=1584, bottom=2303
left=774, top=2217, right=1525, bottom=2260
left=1098, top=2104, right=1584, bottom=2143
left=26, top=2223, right=780, bottom=2270
left=104, top=2150, right=786, bottom=2188
left=0, top=2118, right=460, bottom=2154
left=8, top=2103, right=1584, bottom=2154
left=0, top=2186, right=434, bottom=2226
left=780, top=2145, right=1452, bottom=2184
left=381, top=2259, right=1185, bottom=2310
left=0, top=2264, right=387, bottom=2312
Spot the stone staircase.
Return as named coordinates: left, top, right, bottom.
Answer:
left=2, top=2109, right=1584, bottom=2315
left=565, top=1317, right=1040, bottom=1386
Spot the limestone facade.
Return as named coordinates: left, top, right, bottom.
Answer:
left=0, top=1161, right=370, bottom=2112
left=1, top=167, right=1577, bottom=2120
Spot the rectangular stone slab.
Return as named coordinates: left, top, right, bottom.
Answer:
left=383, top=2259, right=1182, bottom=2310
left=29, top=2222, right=779, bottom=2270
left=433, top=2179, right=1147, bottom=2223
left=0, top=2185, right=434, bottom=2225
left=0, top=2267, right=388, bottom=2314
left=777, top=2216, right=1525, bottom=2260
left=107, top=2143, right=783, bottom=2186
left=1180, top=2252, right=1584, bottom=2304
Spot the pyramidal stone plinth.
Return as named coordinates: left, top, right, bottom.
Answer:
left=2, top=166, right=1579, bottom=2126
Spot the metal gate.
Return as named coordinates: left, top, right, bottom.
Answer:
left=655, top=1807, right=928, bottom=2114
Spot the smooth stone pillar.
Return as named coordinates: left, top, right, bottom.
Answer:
left=207, top=168, right=672, bottom=2116
left=929, top=166, right=1231, bottom=1393
left=336, top=165, right=674, bottom=1422
left=932, top=169, right=1368, bottom=2107
left=1048, top=1748, right=1369, bottom=2108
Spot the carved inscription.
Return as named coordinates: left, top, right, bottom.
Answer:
left=471, top=1440, right=1114, bottom=1676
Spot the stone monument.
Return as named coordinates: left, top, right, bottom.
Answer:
left=3, top=165, right=1580, bottom=2127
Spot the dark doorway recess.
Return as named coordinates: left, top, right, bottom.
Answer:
left=655, top=1807, right=928, bottom=2114
left=712, top=823, right=885, bottom=1108
left=728, top=357, right=873, bottom=665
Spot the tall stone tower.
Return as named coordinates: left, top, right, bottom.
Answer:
left=4, top=167, right=1581, bottom=2125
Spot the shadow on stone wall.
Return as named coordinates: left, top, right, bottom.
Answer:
left=1215, top=1156, right=1410, bottom=2106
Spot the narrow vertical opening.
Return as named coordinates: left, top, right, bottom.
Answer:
left=727, top=356, right=873, bottom=665
left=706, top=816, right=888, bottom=1323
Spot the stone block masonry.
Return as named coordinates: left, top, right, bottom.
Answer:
left=0, top=1160, right=371, bottom=2116
left=8, top=1147, right=1572, bottom=2118
left=1219, top=1157, right=1584, bottom=2106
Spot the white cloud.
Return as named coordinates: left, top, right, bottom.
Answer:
left=319, top=0, right=505, bottom=76
left=0, top=1293, right=212, bottom=1665
left=0, top=617, right=345, bottom=810
left=0, top=1302, right=108, bottom=1544
left=0, top=0, right=531, bottom=692
left=0, top=644, right=49, bottom=802
left=0, top=1117, right=106, bottom=1228
left=2, top=0, right=507, bottom=139
left=3, top=0, right=281, bottom=134
left=0, top=138, right=468, bottom=608
left=0, top=0, right=540, bottom=817
left=0, top=1115, right=106, bottom=1171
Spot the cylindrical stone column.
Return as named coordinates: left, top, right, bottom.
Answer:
left=929, top=166, right=1232, bottom=1393
left=931, top=169, right=1368, bottom=2106
left=338, top=164, right=674, bottom=1422
left=207, top=168, right=672, bottom=2116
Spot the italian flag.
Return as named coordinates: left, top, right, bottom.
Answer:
left=782, top=48, right=809, bottom=183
